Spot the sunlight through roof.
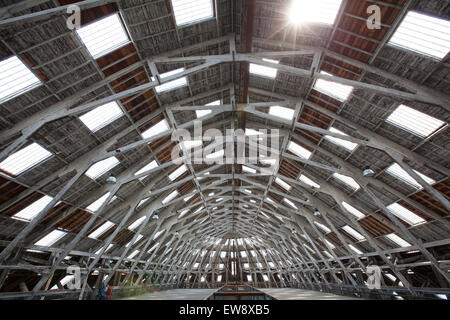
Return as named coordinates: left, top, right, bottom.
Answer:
left=169, top=164, right=188, bottom=181
left=269, top=106, right=295, bottom=121
left=171, top=0, right=214, bottom=26
left=76, top=14, right=130, bottom=59
left=387, top=203, right=425, bottom=226
left=85, top=157, right=119, bottom=180
left=386, top=163, right=435, bottom=190
left=35, top=230, right=66, bottom=247
left=287, top=141, right=312, bottom=159
left=250, top=58, right=279, bottom=79
left=275, top=177, right=291, bottom=191
left=299, top=174, right=320, bottom=188
left=332, top=173, right=360, bottom=190
left=288, top=0, right=342, bottom=25
left=385, top=233, right=411, bottom=248
left=196, top=100, right=220, bottom=118
left=12, top=196, right=53, bottom=222
left=153, top=68, right=188, bottom=93
left=142, top=119, right=170, bottom=140
left=162, top=190, right=179, bottom=205
left=0, top=143, right=52, bottom=176
left=0, top=56, right=41, bottom=103
left=314, top=71, right=353, bottom=101
left=342, top=225, right=365, bottom=241
left=88, top=221, right=115, bottom=239
left=325, top=127, right=358, bottom=151
left=341, top=201, right=365, bottom=219
left=86, top=192, right=111, bottom=213
left=389, top=11, right=450, bottom=60
left=79, top=101, right=124, bottom=132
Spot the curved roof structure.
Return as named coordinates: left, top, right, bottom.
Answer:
left=0, top=0, right=448, bottom=300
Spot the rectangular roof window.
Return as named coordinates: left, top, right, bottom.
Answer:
left=325, top=127, right=358, bottom=151
left=269, top=106, right=295, bottom=121
left=250, top=58, right=279, bottom=79
left=127, top=250, right=140, bottom=260
left=342, top=225, right=365, bottom=241
left=387, top=203, right=425, bottom=226
left=12, top=195, right=53, bottom=222
left=95, top=244, right=114, bottom=255
left=348, top=244, right=363, bottom=255
left=169, top=164, right=188, bottom=181
left=88, top=221, right=115, bottom=239
left=314, top=221, right=331, bottom=233
left=0, top=56, right=41, bottom=103
left=289, top=0, right=342, bottom=25
left=275, top=177, right=291, bottom=191
left=128, top=216, right=146, bottom=231
left=196, top=100, right=220, bottom=118
left=299, top=174, right=320, bottom=188
left=135, top=160, right=158, bottom=179
left=385, top=233, right=411, bottom=248
left=283, top=198, right=298, bottom=209
left=242, top=165, right=257, bottom=174
left=153, top=229, right=165, bottom=240
left=314, top=71, right=353, bottom=101
left=85, top=157, right=119, bottom=180
left=171, top=0, right=214, bottom=26
left=153, top=68, right=187, bottom=93
left=76, top=14, right=130, bottom=59
left=332, top=173, right=360, bottom=190
left=389, top=11, right=450, bottom=60
left=35, top=230, right=66, bottom=247
left=323, top=239, right=335, bottom=249
left=386, top=163, right=435, bottom=190
left=385, top=104, right=445, bottom=138
left=341, top=201, right=365, bottom=219
left=137, top=197, right=149, bottom=208
left=287, top=141, right=312, bottom=159
left=86, top=192, right=111, bottom=213
left=162, top=190, right=179, bottom=205
left=0, top=143, right=52, bottom=176
left=126, top=234, right=143, bottom=248
left=79, top=101, right=123, bottom=132
left=142, top=119, right=170, bottom=139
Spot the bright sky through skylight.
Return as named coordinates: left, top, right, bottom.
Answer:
left=85, top=157, right=119, bottom=180
left=269, top=106, right=295, bottom=121
left=385, top=105, right=445, bottom=138
left=314, top=71, right=353, bottom=101
left=242, top=165, right=257, bottom=174
left=284, top=198, right=298, bottom=209
left=348, top=244, right=363, bottom=255
left=275, top=177, right=291, bottom=191
left=387, top=203, right=425, bottom=226
left=153, top=68, right=187, bottom=93
left=342, top=225, right=365, bottom=241
left=287, top=141, right=312, bottom=159
left=79, top=101, right=123, bottom=132
left=0, top=143, right=52, bottom=176
left=76, top=14, right=129, bottom=59
left=88, top=221, right=115, bottom=239
left=299, top=174, right=320, bottom=188
left=35, top=230, right=66, bottom=247
left=386, top=233, right=411, bottom=248
left=341, top=201, right=365, bottom=219
left=386, top=163, right=435, bottom=190
left=12, top=196, right=53, bottom=222
left=249, top=58, right=279, bottom=78
left=196, top=100, right=220, bottom=118
left=389, top=11, right=450, bottom=60
left=332, top=173, right=360, bottom=190
left=325, top=127, right=358, bottom=151
left=128, top=216, right=146, bottom=231
left=171, top=0, right=214, bottom=26
left=86, top=192, right=110, bottom=212
left=142, top=119, right=170, bottom=140
left=135, top=160, right=158, bottom=178
left=162, top=190, right=179, bottom=205
left=314, top=221, right=331, bottom=233
left=169, top=164, right=188, bottom=181
left=0, top=56, right=41, bottom=103
left=288, top=0, right=342, bottom=25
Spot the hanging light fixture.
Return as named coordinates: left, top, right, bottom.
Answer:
left=363, top=166, right=375, bottom=177
left=152, top=214, right=159, bottom=220
left=291, top=228, right=297, bottom=234
left=105, top=173, right=117, bottom=184
left=313, top=207, right=321, bottom=217
left=174, top=231, right=180, bottom=238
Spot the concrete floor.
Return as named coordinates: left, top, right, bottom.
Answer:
left=121, top=289, right=216, bottom=300
left=258, top=288, right=360, bottom=300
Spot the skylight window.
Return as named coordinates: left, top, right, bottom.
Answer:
left=287, top=141, right=312, bottom=159
left=88, top=221, right=115, bottom=239
left=348, top=244, right=363, bottom=255
left=242, top=165, right=257, bottom=174
left=288, top=0, right=342, bottom=25
left=249, top=58, right=279, bottom=79
left=142, top=119, right=170, bottom=139
left=342, top=225, right=365, bottom=241
left=162, top=190, right=179, bottom=205
left=135, top=160, right=158, bottom=180
left=85, top=157, right=119, bottom=180
left=128, top=216, right=146, bottom=231
left=275, top=177, right=291, bottom=191
left=86, top=192, right=111, bottom=213
left=332, top=173, right=360, bottom=191
left=95, top=244, right=114, bottom=255
left=179, top=209, right=189, bottom=218
left=76, top=14, right=129, bottom=59
left=385, top=233, right=411, bottom=248
left=0, top=56, right=41, bottom=103
left=79, top=101, right=123, bottom=132
left=387, top=203, right=425, bottom=226
left=386, top=163, right=435, bottom=189
left=284, top=198, right=298, bottom=209
left=385, top=105, right=445, bottom=138
left=323, top=239, right=335, bottom=249
left=181, top=140, right=202, bottom=151
left=206, top=149, right=224, bottom=160
left=169, top=164, right=188, bottom=181
left=171, top=0, right=214, bottom=26
left=314, top=221, right=331, bottom=233
left=0, top=143, right=52, bottom=176
left=314, top=71, right=353, bottom=101
left=341, top=201, right=365, bottom=219
left=196, top=100, right=220, bottom=118
left=137, top=197, right=149, bottom=208
left=126, top=234, right=143, bottom=248
left=269, top=106, right=295, bottom=121
left=388, top=11, right=450, bottom=60
left=153, top=68, right=187, bottom=93
left=12, top=195, right=53, bottom=222
left=34, top=230, right=66, bottom=247
left=153, top=229, right=165, bottom=240
left=299, top=174, right=320, bottom=188
left=127, top=250, right=140, bottom=260
left=245, top=128, right=263, bottom=136
left=325, top=127, right=358, bottom=151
